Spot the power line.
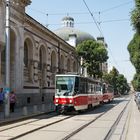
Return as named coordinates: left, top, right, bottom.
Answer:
left=81, top=0, right=122, bottom=73
left=27, top=1, right=133, bottom=16
left=27, top=1, right=133, bottom=29
left=100, top=0, right=133, bottom=14
left=27, top=1, right=132, bottom=74
left=101, top=19, right=130, bottom=23
left=107, top=47, right=121, bottom=70
left=47, top=18, right=130, bottom=26
left=82, top=0, right=103, bottom=37
left=82, top=0, right=126, bottom=72
left=27, top=8, right=93, bottom=16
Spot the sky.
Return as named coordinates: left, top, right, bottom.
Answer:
left=26, top=0, right=136, bottom=83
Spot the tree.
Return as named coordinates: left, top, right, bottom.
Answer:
left=128, top=0, right=140, bottom=90
left=106, top=67, right=119, bottom=94
left=103, top=67, right=130, bottom=95
left=131, top=0, right=140, bottom=33
left=132, top=73, right=140, bottom=91
left=128, top=33, right=140, bottom=73
left=116, top=74, right=130, bottom=95
left=76, top=40, right=108, bottom=77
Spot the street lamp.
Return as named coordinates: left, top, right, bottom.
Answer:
left=5, top=0, right=10, bottom=117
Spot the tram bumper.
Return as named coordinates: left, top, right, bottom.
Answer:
left=56, top=104, right=74, bottom=113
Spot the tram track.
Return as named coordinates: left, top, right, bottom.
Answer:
left=0, top=112, right=57, bottom=132
left=62, top=98, right=131, bottom=140
left=62, top=111, right=107, bottom=140
left=103, top=99, right=131, bottom=140
left=0, top=98, right=130, bottom=140
left=8, top=115, right=74, bottom=140
left=0, top=113, right=75, bottom=140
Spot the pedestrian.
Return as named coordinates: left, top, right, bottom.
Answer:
left=9, top=91, right=17, bottom=112
left=0, top=88, right=4, bottom=112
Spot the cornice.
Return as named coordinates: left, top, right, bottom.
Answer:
left=25, top=14, right=75, bottom=51
left=12, top=0, right=31, bottom=7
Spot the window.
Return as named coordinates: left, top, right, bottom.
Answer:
left=24, top=42, right=28, bottom=67
left=88, top=83, right=91, bottom=93
left=79, top=77, right=87, bottom=94
left=74, top=77, right=79, bottom=93
left=39, top=48, right=43, bottom=70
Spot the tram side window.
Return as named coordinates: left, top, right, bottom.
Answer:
left=102, top=84, right=106, bottom=94
left=107, top=86, right=113, bottom=93
left=88, top=83, right=95, bottom=94
left=80, top=82, right=86, bottom=93
left=79, top=78, right=85, bottom=94
left=74, top=77, right=79, bottom=94
left=88, top=83, right=91, bottom=93
left=94, top=85, right=96, bottom=93
left=91, top=84, right=94, bottom=93
left=96, top=85, right=101, bottom=94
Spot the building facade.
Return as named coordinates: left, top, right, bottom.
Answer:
left=0, top=0, right=79, bottom=107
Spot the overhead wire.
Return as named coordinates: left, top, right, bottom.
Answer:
left=27, top=1, right=133, bottom=16
left=26, top=1, right=133, bottom=28
left=48, top=18, right=130, bottom=26
left=27, top=1, right=133, bottom=73
left=100, top=0, right=133, bottom=13
left=82, top=0, right=123, bottom=71
left=82, top=0, right=104, bottom=37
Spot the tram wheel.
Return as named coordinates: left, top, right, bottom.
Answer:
left=88, top=104, right=92, bottom=109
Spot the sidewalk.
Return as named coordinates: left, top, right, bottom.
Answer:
left=0, top=104, right=55, bottom=125
left=125, top=96, right=140, bottom=140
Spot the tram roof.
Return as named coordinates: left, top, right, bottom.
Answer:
left=55, top=73, right=80, bottom=77
left=55, top=74, right=101, bottom=83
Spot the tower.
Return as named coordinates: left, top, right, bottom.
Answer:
left=62, top=16, right=74, bottom=28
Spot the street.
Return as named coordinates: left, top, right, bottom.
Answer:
left=0, top=96, right=139, bottom=140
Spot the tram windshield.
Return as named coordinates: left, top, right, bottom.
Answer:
left=55, top=76, right=75, bottom=96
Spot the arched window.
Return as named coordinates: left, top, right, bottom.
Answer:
left=39, top=48, right=43, bottom=70
left=51, top=51, right=56, bottom=73
left=73, top=61, right=77, bottom=72
left=60, top=55, right=64, bottom=73
left=67, top=59, right=71, bottom=72
left=24, top=42, right=28, bottom=67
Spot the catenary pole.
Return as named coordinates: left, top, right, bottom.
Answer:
left=5, top=0, right=10, bottom=117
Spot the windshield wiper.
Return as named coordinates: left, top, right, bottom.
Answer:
left=63, top=91, right=70, bottom=96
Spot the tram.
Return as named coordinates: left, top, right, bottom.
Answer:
left=54, top=74, right=114, bottom=113
left=102, top=84, right=114, bottom=103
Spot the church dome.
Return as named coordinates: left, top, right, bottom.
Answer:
left=54, top=16, right=95, bottom=46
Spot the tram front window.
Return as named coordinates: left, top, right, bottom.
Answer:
left=56, top=76, right=75, bottom=96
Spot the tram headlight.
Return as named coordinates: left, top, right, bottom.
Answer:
left=55, top=99, right=58, bottom=103
left=69, top=99, right=73, bottom=103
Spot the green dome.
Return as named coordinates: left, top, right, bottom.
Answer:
left=54, top=16, right=95, bottom=45
left=54, top=27, right=95, bottom=45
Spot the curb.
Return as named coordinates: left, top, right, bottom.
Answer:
left=0, top=111, right=54, bottom=126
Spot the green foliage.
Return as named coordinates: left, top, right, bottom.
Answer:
left=132, top=73, right=140, bottom=91
left=131, top=0, right=140, bottom=32
left=128, top=0, right=140, bottom=89
left=103, top=67, right=130, bottom=95
left=131, top=9, right=140, bottom=32
left=76, top=40, right=108, bottom=77
left=128, top=33, right=140, bottom=73
left=116, top=74, right=130, bottom=95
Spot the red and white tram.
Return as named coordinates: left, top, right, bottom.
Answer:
left=102, top=84, right=114, bottom=103
left=54, top=74, right=114, bottom=113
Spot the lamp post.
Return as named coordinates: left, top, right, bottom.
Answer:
left=5, top=0, right=10, bottom=117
